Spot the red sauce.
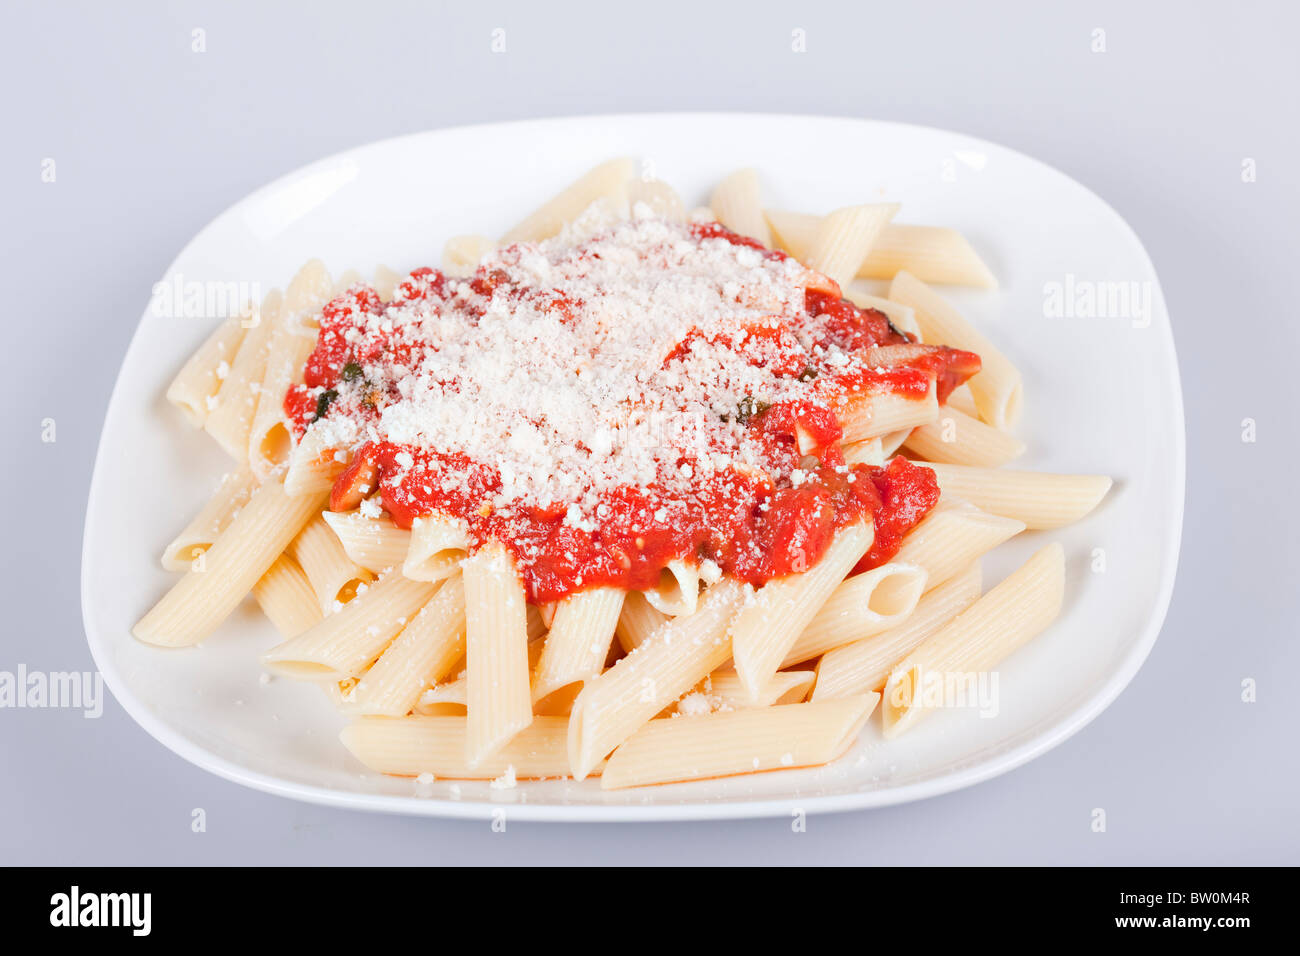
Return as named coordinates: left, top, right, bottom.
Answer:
left=286, top=223, right=977, bottom=604
left=334, top=438, right=937, bottom=603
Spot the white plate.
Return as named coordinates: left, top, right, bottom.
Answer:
left=81, top=114, right=1183, bottom=821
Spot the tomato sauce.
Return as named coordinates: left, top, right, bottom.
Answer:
left=285, top=222, right=975, bottom=604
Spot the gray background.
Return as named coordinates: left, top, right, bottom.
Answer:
left=3, top=0, right=1297, bottom=864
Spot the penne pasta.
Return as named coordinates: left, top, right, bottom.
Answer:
left=532, top=587, right=626, bottom=703
left=861, top=224, right=998, bottom=289
left=462, top=542, right=533, bottom=766
left=626, top=177, right=686, bottom=221
left=404, top=512, right=471, bottom=582
left=160, top=467, right=257, bottom=571
left=341, top=715, right=588, bottom=779
left=320, top=508, right=412, bottom=573
left=568, top=578, right=746, bottom=781
left=248, top=260, right=331, bottom=480
left=841, top=437, right=884, bottom=467
left=138, top=162, right=1111, bottom=792
left=371, top=264, right=400, bottom=300
left=803, top=203, right=899, bottom=289
left=781, top=561, right=929, bottom=667
left=165, top=314, right=249, bottom=428
left=442, top=234, right=497, bottom=277
left=252, top=553, right=323, bottom=638
left=914, top=462, right=1113, bottom=530
left=903, top=405, right=1026, bottom=467
left=813, top=561, right=982, bottom=700
left=767, top=210, right=996, bottom=288
left=679, top=666, right=815, bottom=714
left=840, top=381, right=939, bottom=443
left=945, top=382, right=979, bottom=417
left=134, top=478, right=327, bottom=647
left=642, top=559, right=700, bottom=617
left=203, top=289, right=279, bottom=462
left=731, top=521, right=875, bottom=702
left=843, top=290, right=921, bottom=340
left=709, top=168, right=771, bottom=246
left=349, top=573, right=467, bottom=716
left=261, top=569, right=438, bottom=680
left=881, top=543, right=1064, bottom=736
left=502, top=158, right=635, bottom=243
left=892, top=497, right=1024, bottom=592
left=601, top=696, right=878, bottom=789
left=283, top=427, right=348, bottom=496
left=888, top=271, right=1022, bottom=428
left=614, top=589, right=670, bottom=654
left=288, top=513, right=374, bottom=613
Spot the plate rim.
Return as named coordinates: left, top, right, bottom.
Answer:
left=80, top=111, right=1186, bottom=822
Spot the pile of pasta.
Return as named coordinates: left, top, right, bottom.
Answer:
left=135, top=160, right=1111, bottom=789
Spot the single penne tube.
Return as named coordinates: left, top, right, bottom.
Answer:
left=803, top=203, right=899, bottom=289
left=160, top=467, right=257, bottom=571
left=881, top=543, right=1065, bottom=737
left=914, top=462, right=1113, bottom=530
left=733, top=522, right=873, bottom=702
left=709, top=168, right=771, bottom=246
left=133, top=479, right=328, bottom=647
left=842, top=290, right=921, bottom=340
left=679, top=667, right=815, bottom=714
left=501, top=158, right=635, bottom=243
left=532, top=587, right=626, bottom=702
left=781, top=561, right=929, bottom=667
left=641, top=559, right=699, bottom=616
left=813, top=561, right=982, bottom=701
left=341, top=715, right=587, bottom=779
left=404, top=512, right=471, bottom=582
left=283, top=427, right=348, bottom=496
left=349, top=573, right=467, bottom=717
left=626, top=178, right=685, bottom=220
left=248, top=260, right=330, bottom=480
left=841, top=437, right=884, bottom=467
left=203, top=289, right=280, bottom=461
left=861, top=224, right=998, bottom=289
left=730, top=521, right=874, bottom=703
left=568, top=578, right=746, bottom=781
left=320, top=508, right=412, bottom=573
left=614, top=589, right=670, bottom=653
left=892, top=497, right=1024, bottom=591
left=288, top=513, right=374, bottom=613
left=252, top=553, right=323, bottom=638
left=371, top=264, right=400, bottom=300
left=903, top=405, right=1026, bottom=467
left=261, top=569, right=438, bottom=680
left=165, top=314, right=249, bottom=427
left=880, top=429, right=911, bottom=458
left=945, top=383, right=979, bottom=417
left=764, top=208, right=817, bottom=254
left=415, top=674, right=467, bottom=711
left=462, top=542, right=533, bottom=766
left=442, top=234, right=496, bottom=277
left=332, top=268, right=362, bottom=294
left=888, top=271, right=1022, bottom=427
left=601, top=695, right=878, bottom=789
left=840, top=381, right=939, bottom=443
left=766, top=211, right=996, bottom=288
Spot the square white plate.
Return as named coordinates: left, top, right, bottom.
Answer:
left=82, top=114, right=1183, bottom=821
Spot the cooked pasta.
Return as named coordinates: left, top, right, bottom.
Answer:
left=135, top=161, right=1111, bottom=792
